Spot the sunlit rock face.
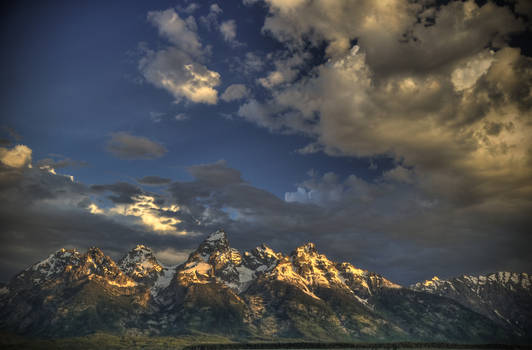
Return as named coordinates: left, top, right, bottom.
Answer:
left=411, top=272, right=532, bottom=337
left=118, top=245, right=164, bottom=285
left=12, top=247, right=136, bottom=289
left=0, top=247, right=144, bottom=336
left=0, top=231, right=528, bottom=342
left=287, top=242, right=401, bottom=299
left=175, top=230, right=255, bottom=291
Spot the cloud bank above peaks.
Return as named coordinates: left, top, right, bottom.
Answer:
left=0, top=142, right=530, bottom=284
left=238, top=0, right=532, bottom=214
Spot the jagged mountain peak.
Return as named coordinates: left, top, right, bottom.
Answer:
left=45, top=247, right=81, bottom=260
left=84, top=247, right=114, bottom=265
left=195, top=229, right=230, bottom=257
left=3, top=234, right=531, bottom=342
left=133, top=244, right=151, bottom=252
left=118, top=244, right=163, bottom=283
left=175, top=233, right=403, bottom=299
left=251, top=243, right=281, bottom=260
left=83, top=247, right=119, bottom=269
left=412, top=271, right=532, bottom=291
left=416, top=275, right=441, bottom=288
left=290, top=242, right=335, bottom=273
left=11, top=247, right=138, bottom=290
left=242, top=244, right=281, bottom=272
left=123, top=244, right=157, bottom=260
left=176, top=230, right=251, bottom=291
left=410, top=271, right=532, bottom=336
left=206, top=229, right=227, bottom=241
left=27, top=248, right=82, bottom=277
left=257, top=242, right=275, bottom=252
left=293, top=242, right=318, bottom=255
left=79, top=248, right=128, bottom=279
left=462, top=271, right=531, bottom=290
left=86, top=246, right=104, bottom=255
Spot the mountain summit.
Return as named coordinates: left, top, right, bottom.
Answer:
left=410, top=272, right=532, bottom=337
left=118, top=245, right=164, bottom=285
left=0, top=231, right=529, bottom=342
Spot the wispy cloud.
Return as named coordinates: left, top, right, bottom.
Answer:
left=221, top=84, right=250, bottom=102
left=106, top=132, right=167, bottom=160
left=219, top=19, right=243, bottom=47
left=137, top=176, right=172, bottom=186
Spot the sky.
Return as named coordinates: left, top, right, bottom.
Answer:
left=0, top=0, right=531, bottom=285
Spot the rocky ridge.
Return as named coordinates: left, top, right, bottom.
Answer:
left=410, top=272, right=532, bottom=337
left=0, top=230, right=529, bottom=342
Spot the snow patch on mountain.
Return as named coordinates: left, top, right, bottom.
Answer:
left=30, top=248, right=81, bottom=278
left=206, top=230, right=226, bottom=242
left=182, top=260, right=211, bottom=278
left=410, top=271, right=532, bottom=336
left=118, top=245, right=164, bottom=282
left=413, top=272, right=532, bottom=293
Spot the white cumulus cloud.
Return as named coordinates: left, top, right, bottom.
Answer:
left=140, top=8, right=221, bottom=104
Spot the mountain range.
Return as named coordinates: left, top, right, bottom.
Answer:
left=0, top=230, right=530, bottom=343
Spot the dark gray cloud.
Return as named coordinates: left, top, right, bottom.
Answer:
left=137, top=176, right=172, bottom=185
left=187, top=160, right=243, bottom=186
left=165, top=161, right=532, bottom=284
left=0, top=156, right=200, bottom=283
left=91, top=181, right=144, bottom=204
left=36, top=156, right=88, bottom=169
left=1, top=154, right=531, bottom=286
left=106, top=132, right=167, bottom=160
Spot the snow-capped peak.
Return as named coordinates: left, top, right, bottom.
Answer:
left=413, top=271, right=532, bottom=292
left=206, top=229, right=227, bottom=242
left=133, top=244, right=150, bottom=252
left=118, top=245, right=163, bottom=283
left=195, top=230, right=230, bottom=259
left=409, top=271, right=532, bottom=335
left=124, top=244, right=156, bottom=261
left=29, top=248, right=82, bottom=278
left=16, top=232, right=403, bottom=304
left=14, top=247, right=137, bottom=289
left=176, top=232, right=281, bottom=293
left=242, top=244, right=281, bottom=272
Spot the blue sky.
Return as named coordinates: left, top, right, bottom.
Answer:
left=1, top=0, right=531, bottom=285
left=1, top=0, right=390, bottom=194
